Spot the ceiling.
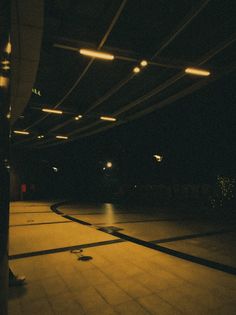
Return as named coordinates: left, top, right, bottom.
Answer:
left=12, top=0, right=236, bottom=148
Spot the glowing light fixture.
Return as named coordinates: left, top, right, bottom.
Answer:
left=185, top=67, right=210, bottom=76
left=100, top=116, right=116, bottom=122
left=37, top=135, right=44, bottom=139
left=56, top=135, right=68, bottom=140
left=153, top=155, right=163, bottom=162
left=133, top=67, right=140, bottom=74
left=2, top=65, right=10, bottom=70
left=32, top=88, right=41, bottom=96
left=42, top=108, right=63, bottom=114
left=5, top=41, right=11, bottom=54
left=140, top=60, right=148, bottom=67
left=106, top=162, right=112, bottom=168
left=0, top=76, right=9, bottom=88
left=1, top=60, right=10, bottom=65
left=13, top=130, right=30, bottom=135
left=75, top=115, right=83, bottom=120
left=79, top=49, right=114, bottom=60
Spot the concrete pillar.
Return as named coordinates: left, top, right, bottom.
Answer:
left=0, top=1, right=11, bottom=313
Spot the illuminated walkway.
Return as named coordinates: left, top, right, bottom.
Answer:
left=9, top=201, right=236, bottom=315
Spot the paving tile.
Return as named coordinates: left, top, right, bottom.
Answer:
left=73, top=286, right=109, bottom=312
left=25, top=263, right=58, bottom=281
left=80, top=267, right=110, bottom=285
left=157, top=287, right=212, bottom=315
left=136, top=272, right=176, bottom=292
left=20, top=297, right=54, bottom=315
left=55, top=261, right=78, bottom=275
left=60, top=270, right=91, bottom=291
left=41, top=275, right=69, bottom=297
left=49, top=292, right=85, bottom=315
left=115, top=277, right=152, bottom=298
left=114, top=300, right=150, bottom=315
left=16, top=280, right=47, bottom=302
left=84, top=304, right=117, bottom=315
left=74, top=260, right=97, bottom=272
left=178, top=282, right=234, bottom=309
left=101, top=264, right=130, bottom=281
left=91, top=254, right=113, bottom=268
left=118, top=261, right=145, bottom=277
left=95, top=281, right=132, bottom=305
left=138, top=293, right=183, bottom=315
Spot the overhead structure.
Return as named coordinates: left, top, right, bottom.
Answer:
left=10, top=0, right=235, bottom=148
left=10, top=0, right=44, bottom=124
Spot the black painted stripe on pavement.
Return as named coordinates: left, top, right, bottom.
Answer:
left=11, top=211, right=53, bottom=214
left=93, top=218, right=198, bottom=225
left=52, top=201, right=236, bottom=276
left=112, top=231, right=236, bottom=276
left=10, top=220, right=72, bottom=227
left=9, top=239, right=125, bottom=260
left=62, top=214, right=92, bottom=225
left=151, top=228, right=235, bottom=244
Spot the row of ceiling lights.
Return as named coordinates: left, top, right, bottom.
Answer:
left=13, top=47, right=211, bottom=140
left=13, top=112, right=117, bottom=139
left=79, top=48, right=211, bottom=76
left=0, top=41, right=11, bottom=87
left=13, top=130, right=69, bottom=140
left=41, top=108, right=117, bottom=122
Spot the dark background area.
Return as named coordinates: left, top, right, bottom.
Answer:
left=11, top=70, right=236, bottom=200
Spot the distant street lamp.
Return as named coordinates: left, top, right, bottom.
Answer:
left=153, top=155, right=163, bottom=163
left=106, top=161, right=112, bottom=168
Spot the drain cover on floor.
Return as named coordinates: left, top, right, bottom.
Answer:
left=98, top=226, right=123, bottom=233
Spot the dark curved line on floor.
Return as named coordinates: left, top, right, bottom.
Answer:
left=11, top=211, right=53, bottom=214
left=151, top=228, right=235, bottom=244
left=113, top=231, right=236, bottom=275
left=10, top=220, right=72, bottom=227
left=9, top=239, right=125, bottom=260
left=51, top=201, right=236, bottom=276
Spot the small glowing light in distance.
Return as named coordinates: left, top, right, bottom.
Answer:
left=56, top=135, right=68, bottom=140
left=106, top=162, right=112, bottom=168
left=79, top=49, right=114, bottom=60
left=1, top=60, right=10, bottom=65
left=32, top=88, right=41, bottom=96
left=0, top=76, right=9, bottom=88
left=2, top=65, right=10, bottom=70
left=140, top=60, right=148, bottom=67
left=37, top=135, right=44, bottom=139
left=13, top=130, right=30, bottom=135
left=100, top=116, right=116, bottom=122
left=5, top=42, right=11, bottom=54
left=6, top=112, right=11, bottom=119
left=75, top=115, right=83, bottom=120
left=133, top=67, right=140, bottom=74
left=42, top=108, right=63, bottom=114
left=185, top=67, right=210, bottom=76
left=153, top=155, right=163, bottom=162
left=52, top=167, right=58, bottom=172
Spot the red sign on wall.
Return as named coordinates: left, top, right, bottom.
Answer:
left=21, top=184, right=27, bottom=193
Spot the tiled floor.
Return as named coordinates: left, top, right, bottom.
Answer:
left=8, top=201, right=236, bottom=314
